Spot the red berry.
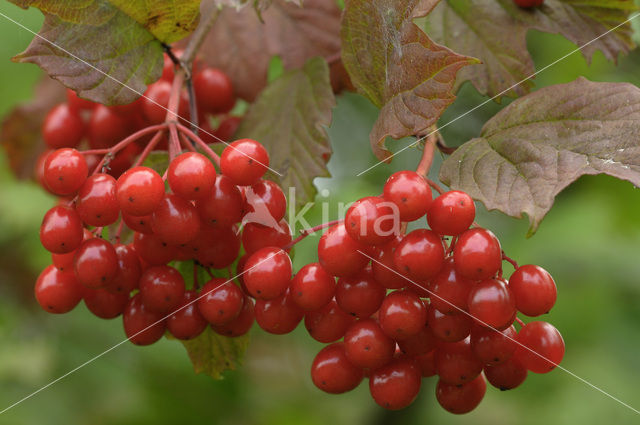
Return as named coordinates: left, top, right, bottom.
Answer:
left=133, top=232, right=178, bottom=265
left=116, top=166, right=165, bottom=216
left=484, top=356, right=528, bottom=390
left=43, top=148, right=88, bottom=195
left=87, top=105, right=131, bottom=149
left=193, top=225, right=241, bottom=269
left=335, top=268, right=385, bottom=318
left=378, top=290, right=427, bottom=340
left=454, top=228, right=502, bottom=280
left=35, top=265, right=82, bottom=314
left=371, top=237, right=408, bottom=289
left=197, top=175, right=244, bottom=227
left=122, top=211, right=154, bottom=234
left=430, top=257, right=474, bottom=314
left=242, top=220, right=292, bottom=255
left=104, top=243, right=141, bottom=294
left=514, top=321, right=564, bottom=373
left=141, top=81, right=172, bottom=125
left=211, top=296, right=255, bottom=337
left=427, top=305, right=472, bottom=342
left=40, top=205, right=84, bottom=254
left=214, top=116, right=242, bottom=142
left=415, top=350, right=437, bottom=377
left=304, top=299, right=356, bottom=343
left=514, top=0, right=544, bottom=8
left=194, top=68, right=235, bottom=114
left=83, top=288, right=128, bottom=319
left=244, top=179, right=287, bottom=222
left=383, top=170, right=432, bottom=221
left=470, top=324, right=517, bottom=365
left=254, top=289, right=304, bottom=334
left=343, top=319, right=395, bottom=369
left=311, top=342, right=364, bottom=394
left=369, top=358, right=421, bottom=410
left=243, top=247, right=292, bottom=300
left=52, top=250, right=75, bottom=272
left=75, top=173, right=120, bottom=226
left=74, top=238, right=119, bottom=289
left=397, top=324, right=438, bottom=356
left=318, top=223, right=370, bottom=277
left=435, top=338, right=483, bottom=385
left=393, top=229, right=445, bottom=281
left=427, top=190, right=475, bottom=236
left=167, top=152, right=217, bottom=201
left=220, top=139, right=269, bottom=186
left=43, top=104, right=85, bottom=149
left=138, top=265, right=185, bottom=313
left=467, top=279, right=516, bottom=330
left=509, top=264, right=557, bottom=316
left=344, top=196, right=398, bottom=245
left=197, top=278, right=245, bottom=325
left=123, top=293, right=166, bottom=346
left=290, top=263, right=335, bottom=311
left=151, top=194, right=201, bottom=245
left=66, top=89, right=96, bottom=111
left=436, top=374, right=486, bottom=414
left=167, top=290, right=208, bottom=340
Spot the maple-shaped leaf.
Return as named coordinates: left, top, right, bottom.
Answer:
left=235, top=57, right=335, bottom=212
left=439, top=78, right=640, bottom=235
left=423, top=0, right=637, bottom=99
left=9, top=0, right=202, bottom=105
left=341, top=0, right=479, bottom=161
left=197, top=0, right=341, bottom=101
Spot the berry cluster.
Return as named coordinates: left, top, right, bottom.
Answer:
left=34, top=59, right=563, bottom=413
left=37, top=136, right=293, bottom=346
left=302, top=175, right=565, bottom=413
left=37, top=53, right=240, bottom=189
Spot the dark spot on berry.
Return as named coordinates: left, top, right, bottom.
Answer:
left=460, top=375, right=466, bottom=380
left=401, top=197, right=407, bottom=203
left=165, top=296, right=171, bottom=301
left=500, top=387, right=508, bottom=391
left=297, top=291, right=303, bottom=296
left=445, top=330, right=450, bottom=336
left=58, top=176, right=63, bottom=181
left=96, top=214, right=101, bottom=218
left=128, top=196, right=134, bottom=202
left=494, top=357, right=500, bottom=362
left=139, top=220, right=144, bottom=225
left=459, top=200, right=465, bottom=206
left=257, top=290, right=261, bottom=294
left=101, top=276, right=107, bottom=282
left=248, top=159, right=253, bottom=164
left=48, top=305, right=54, bottom=310
left=321, top=380, right=326, bottom=385
left=218, top=309, right=224, bottom=315
left=195, top=187, right=199, bottom=191
left=364, top=345, right=370, bottom=351
left=162, top=242, right=167, bottom=247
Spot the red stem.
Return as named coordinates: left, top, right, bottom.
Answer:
left=426, top=178, right=445, bottom=195
left=416, top=135, right=436, bottom=176
left=168, top=123, right=182, bottom=161
left=113, top=220, right=125, bottom=243
left=131, top=130, right=165, bottom=168
left=284, top=219, right=343, bottom=250
left=502, top=251, right=519, bottom=270
left=90, top=124, right=167, bottom=173
left=176, top=123, right=221, bottom=167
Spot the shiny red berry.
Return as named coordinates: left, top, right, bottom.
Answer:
left=40, top=205, right=84, bottom=254
left=514, top=321, right=564, bottom=373
left=343, top=319, right=395, bottom=369
left=467, top=278, right=516, bottom=330
left=311, top=342, right=364, bottom=394
left=383, top=170, right=432, bottom=221
left=427, top=190, right=475, bottom=236
left=123, top=293, right=166, bottom=346
left=43, top=103, right=85, bottom=149
left=35, top=265, right=82, bottom=314
left=509, top=264, right=557, bottom=316
left=369, top=358, right=421, bottom=410
left=436, top=374, right=486, bottom=414
left=454, top=228, right=502, bottom=280
left=116, top=166, right=165, bottom=216
left=138, top=265, right=185, bottom=314
left=318, top=223, right=370, bottom=277
left=43, top=148, right=88, bottom=195
left=197, top=278, right=245, bottom=325
left=344, top=196, right=398, bottom=245
left=167, top=152, right=217, bottom=201
left=393, top=229, right=445, bottom=281
left=220, top=139, right=269, bottom=186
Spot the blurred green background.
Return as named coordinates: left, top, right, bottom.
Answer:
left=1, top=2, right=640, bottom=424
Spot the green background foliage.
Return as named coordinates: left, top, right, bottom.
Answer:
left=0, top=1, right=640, bottom=424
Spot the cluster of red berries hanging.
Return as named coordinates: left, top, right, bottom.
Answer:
left=34, top=51, right=563, bottom=415
left=37, top=52, right=240, bottom=186
left=303, top=174, right=565, bottom=413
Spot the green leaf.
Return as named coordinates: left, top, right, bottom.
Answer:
left=235, top=57, right=335, bottom=212
left=422, top=0, right=637, bottom=99
left=198, top=0, right=342, bottom=101
left=9, top=0, right=202, bottom=105
left=439, top=78, right=640, bottom=235
left=178, top=327, right=250, bottom=379
left=340, top=0, right=479, bottom=161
